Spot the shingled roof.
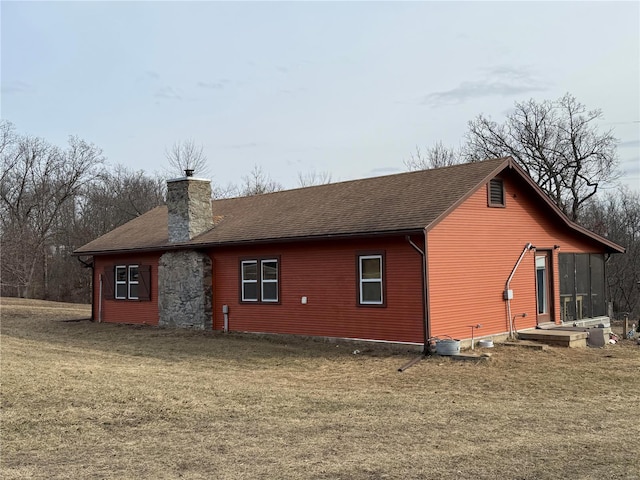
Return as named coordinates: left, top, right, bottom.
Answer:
left=73, top=157, right=624, bottom=255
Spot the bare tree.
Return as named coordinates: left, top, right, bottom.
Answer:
left=165, top=139, right=210, bottom=177
left=0, top=131, right=104, bottom=298
left=239, top=165, right=282, bottom=196
left=75, top=165, right=165, bottom=241
left=403, top=141, right=461, bottom=171
left=0, top=120, right=16, bottom=157
left=297, top=170, right=333, bottom=187
left=581, top=189, right=640, bottom=319
left=211, top=182, right=241, bottom=199
left=462, top=93, right=619, bottom=221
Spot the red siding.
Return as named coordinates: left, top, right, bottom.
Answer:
left=428, top=173, right=607, bottom=340
left=93, top=253, right=161, bottom=325
left=89, top=171, right=610, bottom=346
left=210, top=237, right=425, bottom=343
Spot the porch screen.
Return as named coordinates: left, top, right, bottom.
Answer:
left=559, top=253, right=606, bottom=322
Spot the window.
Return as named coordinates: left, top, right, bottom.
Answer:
left=115, top=265, right=127, bottom=299
left=358, top=254, right=384, bottom=306
left=241, top=261, right=258, bottom=301
left=261, top=260, right=278, bottom=302
left=488, top=178, right=505, bottom=207
left=128, top=266, right=139, bottom=299
left=535, top=256, right=547, bottom=314
left=559, top=253, right=606, bottom=321
left=240, top=257, right=279, bottom=303
left=105, top=264, right=151, bottom=301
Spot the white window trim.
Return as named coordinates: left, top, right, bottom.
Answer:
left=241, top=260, right=258, bottom=302
left=261, top=259, right=278, bottom=302
left=115, top=265, right=127, bottom=300
left=359, top=255, right=383, bottom=305
left=128, top=265, right=139, bottom=300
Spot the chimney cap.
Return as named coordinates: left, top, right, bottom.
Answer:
left=184, top=169, right=194, bottom=177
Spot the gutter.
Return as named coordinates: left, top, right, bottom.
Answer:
left=72, top=228, right=426, bottom=257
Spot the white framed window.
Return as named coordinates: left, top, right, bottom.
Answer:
left=240, top=257, right=279, bottom=303
left=359, top=254, right=384, bottom=305
left=261, top=259, right=278, bottom=302
left=128, top=265, right=139, bottom=300
left=241, top=260, right=258, bottom=301
left=106, top=264, right=151, bottom=301
left=115, top=265, right=127, bottom=299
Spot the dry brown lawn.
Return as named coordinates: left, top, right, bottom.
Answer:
left=1, top=297, right=639, bottom=479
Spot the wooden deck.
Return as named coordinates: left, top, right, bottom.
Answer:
left=517, top=329, right=588, bottom=348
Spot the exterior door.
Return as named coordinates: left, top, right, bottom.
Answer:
left=535, top=251, right=552, bottom=324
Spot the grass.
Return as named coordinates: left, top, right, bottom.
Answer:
left=1, top=297, right=639, bottom=479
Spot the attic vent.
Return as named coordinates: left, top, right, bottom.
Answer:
left=488, top=178, right=505, bottom=207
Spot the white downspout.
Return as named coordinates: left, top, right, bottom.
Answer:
left=505, top=243, right=535, bottom=338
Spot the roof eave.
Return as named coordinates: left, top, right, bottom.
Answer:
left=505, top=161, right=625, bottom=254
left=71, top=228, right=426, bottom=256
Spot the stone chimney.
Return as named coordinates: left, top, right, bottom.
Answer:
left=166, top=170, right=213, bottom=243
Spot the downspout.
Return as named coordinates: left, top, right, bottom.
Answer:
left=406, top=234, right=429, bottom=355
left=505, top=243, right=535, bottom=338
left=76, top=256, right=95, bottom=321
left=98, top=274, right=103, bottom=323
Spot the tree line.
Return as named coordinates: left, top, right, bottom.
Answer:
left=0, top=121, right=164, bottom=301
left=1, top=93, right=638, bottom=318
left=0, top=124, right=327, bottom=302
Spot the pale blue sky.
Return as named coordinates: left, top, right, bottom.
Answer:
left=2, top=1, right=639, bottom=192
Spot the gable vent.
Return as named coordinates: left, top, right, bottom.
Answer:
left=488, top=178, right=505, bottom=207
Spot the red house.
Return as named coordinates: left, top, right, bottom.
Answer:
left=74, top=158, right=624, bottom=350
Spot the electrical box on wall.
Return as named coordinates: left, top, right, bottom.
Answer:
left=503, top=289, right=513, bottom=300
left=301, top=296, right=308, bottom=304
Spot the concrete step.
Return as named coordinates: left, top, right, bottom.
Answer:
left=517, top=330, right=588, bottom=348
left=502, top=340, right=549, bottom=351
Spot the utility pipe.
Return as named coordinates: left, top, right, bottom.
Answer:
left=505, top=243, right=535, bottom=339
left=222, top=304, right=229, bottom=333
left=406, top=235, right=429, bottom=355
left=98, top=274, right=103, bottom=323
left=469, top=324, right=482, bottom=350
left=512, top=313, right=527, bottom=337
left=398, top=355, right=423, bottom=372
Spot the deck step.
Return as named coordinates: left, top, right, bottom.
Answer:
left=517, top=330, right=588, bottom=348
